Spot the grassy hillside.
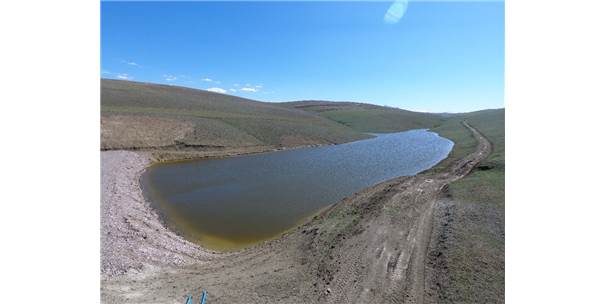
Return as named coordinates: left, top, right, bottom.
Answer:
left=101, top=80, right=369, bottom=150
left=430, top=108, right=505, bottom=303
left=278, top=100, right=444, bottom=133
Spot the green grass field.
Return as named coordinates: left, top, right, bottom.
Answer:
left=430, top=109, right=505, bottom=302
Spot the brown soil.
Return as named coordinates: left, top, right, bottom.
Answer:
left=101, top=121, right=491, bottom=303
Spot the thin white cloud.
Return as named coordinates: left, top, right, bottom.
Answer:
left=384, top=0, right=409, bottom=24
left=240, top=87, right=258, bottom=93
left=121, top=60, right=141, bottom=67
left=233, top=83, right=240, bottom=87
left=164, top=74, right=177, bottom=81
left=206, top=87, right=227, bottom=94
left=255, top=84, right=263, bottom=88
left=100, top=70, right=132, bottom=80
left=229, top=88, right=237, bottom=92
left=116, top=73, right=131, bottom=80
left=202, top=77, right=221, bottom=84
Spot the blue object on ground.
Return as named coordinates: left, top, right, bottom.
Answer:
left=200, top=290, right=207, bottom=304
left=185, top=294, right=192, bottom=304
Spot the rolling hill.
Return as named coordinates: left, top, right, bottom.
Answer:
left=101, top=80, right=456, bottom=152
left=278, top=100, right=445, bottom=133
left=101, top=80, right=370, bottom=150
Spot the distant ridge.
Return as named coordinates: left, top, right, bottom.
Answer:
left=278, top=100, right=444, bottom=133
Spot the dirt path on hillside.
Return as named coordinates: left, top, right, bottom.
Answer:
left=101, top=121, right=491, bottom=304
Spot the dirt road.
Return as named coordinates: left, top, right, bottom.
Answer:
left=101, top=121, right=491, bottom=303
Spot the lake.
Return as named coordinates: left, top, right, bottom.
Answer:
left=141, top=129, right=453, bottom=250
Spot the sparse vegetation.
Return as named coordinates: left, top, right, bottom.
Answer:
left=429, top=109, right=505, bottom=303
left=101, top=80, right=369, bottom=150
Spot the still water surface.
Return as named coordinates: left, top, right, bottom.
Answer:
left=141, top=129, right=453, bottom=250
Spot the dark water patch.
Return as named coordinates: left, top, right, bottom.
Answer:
left=141, top=129, right=453, bottom=250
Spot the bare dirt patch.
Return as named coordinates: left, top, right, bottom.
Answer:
left=101, top=115, right=194, bottom=150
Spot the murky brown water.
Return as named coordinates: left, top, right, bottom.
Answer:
left=141, top=129, right=453, bottom=250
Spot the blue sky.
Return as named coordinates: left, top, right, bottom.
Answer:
left=101, top=1, right=504, bottom=113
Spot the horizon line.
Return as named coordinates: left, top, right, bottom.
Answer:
left=101, top=78, right=504, bottom=115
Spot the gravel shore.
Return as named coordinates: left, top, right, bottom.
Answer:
left=101, top=150, right=212, bottom=277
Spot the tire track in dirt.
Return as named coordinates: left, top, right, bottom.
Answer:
left=308, top=121, right=492, bottom=304
left=403, top=121, right=492, bottom=303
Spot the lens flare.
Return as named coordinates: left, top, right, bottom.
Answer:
left=384, top=0, right=409, bottom=24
